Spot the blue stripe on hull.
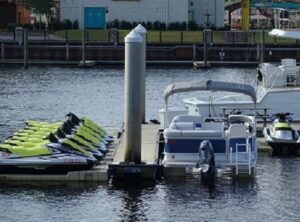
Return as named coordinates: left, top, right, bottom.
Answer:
left=165, top=139, right=226, bottom=153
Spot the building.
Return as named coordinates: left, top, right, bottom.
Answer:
left=0, top=0, right=60, bottom=28
left=60, top=0, right=224, bottom=29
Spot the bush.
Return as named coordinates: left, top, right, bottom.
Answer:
left=48, top=20, right=61, bottom=30
left=153, top=21, right=161, bottom=30
left=146, top=21, right=152, bottom=30
left=120, top=20, right=132, bottom=29
left=188, top=21, right=198, bottom=31
left=62, top=19, right=73, bottom=29
left=180, top=22, right=187, bottom=30
left=7, top=23, right=17, bottom=31
left=34, top=21, right=46, bottom=30
left=73, top=20, right=79, bottom=29
left=22, top=23, right=34, bottom=30
left=107, top=19, right=120, bottom=29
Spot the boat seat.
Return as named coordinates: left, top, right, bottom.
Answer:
left=170, top=122, right=195, bottom=130
left=172, top=115, right=202, bottom=124
left=182, top=130, right=223, bottom=138
left=228, top=124, right=248, bottom=152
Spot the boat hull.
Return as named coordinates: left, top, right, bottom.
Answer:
left=0, top=153, right=96, bottom=174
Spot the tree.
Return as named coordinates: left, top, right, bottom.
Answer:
left=25, top=0, right=55, bottom=29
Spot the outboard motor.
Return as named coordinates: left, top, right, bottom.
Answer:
left=257, top=68, right=262, bottom=82
left=196, top=140, right=216, bottom=182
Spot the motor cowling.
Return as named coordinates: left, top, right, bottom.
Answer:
left=196, top=140, right=216, bottom=182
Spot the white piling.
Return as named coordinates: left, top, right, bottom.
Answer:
left=124, top=30, right=143, bottom=164
left=134, top=24, right=147, bottom=123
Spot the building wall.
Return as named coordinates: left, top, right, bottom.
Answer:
left=60, top=0, right=189, bottom=29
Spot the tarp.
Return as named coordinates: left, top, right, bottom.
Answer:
left=269, top=29, right=300, bottom=40
left=164, top=80, right=256, bottom=105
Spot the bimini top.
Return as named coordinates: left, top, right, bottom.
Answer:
left=164, top=80, right=256, bottom=105
left=269, top=29, right=300, bottom=40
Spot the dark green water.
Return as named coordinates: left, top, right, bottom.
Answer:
left=0, top=67, right=299, bottom=221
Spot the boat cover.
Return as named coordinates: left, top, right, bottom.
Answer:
left=164, top=80, right=256, bottom=105
left=269, top=29, right=300, bottom=40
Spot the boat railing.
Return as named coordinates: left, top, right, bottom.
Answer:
left=265, top=64, right=300, bottom=88
left=220, top=107, right=270, bottom=126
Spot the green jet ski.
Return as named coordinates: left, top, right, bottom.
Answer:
left=263, top=112, right=300, bottom=155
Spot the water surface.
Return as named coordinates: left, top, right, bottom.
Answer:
left=0, top=67, right=299, bottom=221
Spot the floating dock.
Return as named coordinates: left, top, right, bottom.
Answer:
left=0, top=124, right=283, bottom=183
left=108, top=124, right=160, bottom=180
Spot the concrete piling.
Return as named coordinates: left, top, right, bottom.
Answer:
left=124, top=30, right=143, bottom=164
left=134, top=24, right=147, bottom=124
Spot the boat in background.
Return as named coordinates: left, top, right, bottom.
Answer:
left=160, top=80, right=258, bottom=177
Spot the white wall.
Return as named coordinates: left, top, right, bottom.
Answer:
left=60, top=0, right=189, bottom=29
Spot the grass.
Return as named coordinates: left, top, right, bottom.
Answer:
left=54, top=29, right=298, bottom=44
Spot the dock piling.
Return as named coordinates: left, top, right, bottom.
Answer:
left=66, top=43, right=69, bottom=61
left=260, top=30, right=265, bottom=63
left=124, top=30, right=143, bottom=164
left=82, top=29, right=86, bottom=66
left=134, top=24, right=147, bottom=124
left=23, top=28, right=28, bottom=69
left=203, top=29, right=208, bottom=66
left=1, top=43, right=4, bottom=60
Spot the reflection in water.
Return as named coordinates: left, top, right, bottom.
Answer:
left=110, top=179, right=156, bottom=222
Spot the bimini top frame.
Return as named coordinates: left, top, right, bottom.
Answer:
left=164, top=80, right=257, bottom=106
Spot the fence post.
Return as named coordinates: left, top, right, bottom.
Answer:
left=181, top=31, right=183, bottom=43
left=159, top=31, right=162, bottom=43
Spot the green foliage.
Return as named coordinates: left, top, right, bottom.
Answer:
left=25, top=0, right=54, bottom=16
left=73, top=20, right=79, bottom=29
left=7, top=23, right=17, bottom=31
left=146, top=21, right=152, bottom=30
left=168, top=22, right=187, bottom=30
left=188, top=21, right=199, bottom=31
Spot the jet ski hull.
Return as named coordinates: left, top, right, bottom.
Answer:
left=0, top=153, right=96, bottom=174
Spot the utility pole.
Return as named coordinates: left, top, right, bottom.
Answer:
left=204, top=13, right=211, bottom=28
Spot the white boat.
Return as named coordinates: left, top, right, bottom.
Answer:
left=158, top=59, right=300, bottom=126
left=160, top=80, right=258, bottom=177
